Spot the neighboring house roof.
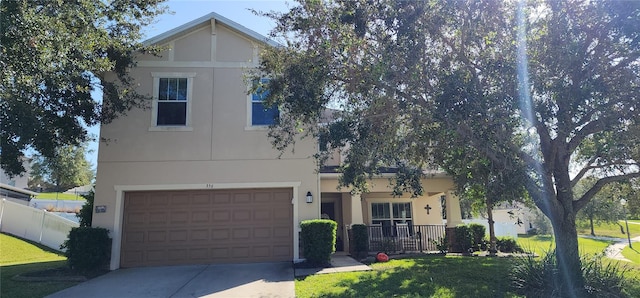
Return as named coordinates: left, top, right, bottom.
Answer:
left=0, top=182, right=38, bottom=201
left=143, top=11, right=279, bottom=47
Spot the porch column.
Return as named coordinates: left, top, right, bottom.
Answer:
left=445, top=190, right=465, bottom=253
left=445, top=190, right=463, bottom=227
left=350, top=192, right=364, bottom=224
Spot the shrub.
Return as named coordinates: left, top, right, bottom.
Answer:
left=78, top=190, right=94, bottom=227
left=433, top=236, right=448, bottom=253
left=453, top=225, right=474, bottom=253
left=511, top=250, right=630, bottom=297
left=496, top=237, right=523, bottom=253
left=351, top=224, right=368, bottom=259
left=300, top=219, right=337, bottom=266
left=61, top=227, right=111, bottom=272
left=468, top=223, right=487, bottom=251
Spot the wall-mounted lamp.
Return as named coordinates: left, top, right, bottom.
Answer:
left=306, top=191, right=313, bottom=203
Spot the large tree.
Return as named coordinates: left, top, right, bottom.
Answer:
left=31, top=144, right=94, bottom=193
left=253, top=0, right=640, bottom=295
left=0, top=0, right=166, bottom=176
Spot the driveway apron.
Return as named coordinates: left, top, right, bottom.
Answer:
left=46, top=262, right=295, bottom=298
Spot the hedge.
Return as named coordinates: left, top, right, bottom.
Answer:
left=300, top=219, right=337, bottom=266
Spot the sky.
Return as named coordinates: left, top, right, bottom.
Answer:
left=86, top=0, right=290, bottom=168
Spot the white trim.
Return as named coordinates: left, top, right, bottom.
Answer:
left=143, top=12, right=279, bottom=47
left=150, top=72, right=197, bottom=130
left=138, top=61, right=255, bottom=68
left=109, top=181, right=302, bottom=270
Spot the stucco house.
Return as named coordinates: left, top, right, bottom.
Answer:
left=93, top=12, right=464, bottom=270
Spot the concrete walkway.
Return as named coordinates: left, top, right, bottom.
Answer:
left=294, top=252, right=372, bottom=277
left=580, top=234, right=640, bottom=262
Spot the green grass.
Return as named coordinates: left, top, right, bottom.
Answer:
left=622, top=245, right=640, bottom=264
left=296, top=256, right=520, bottom=298
left=1, top=233, right=80, bottom=298
left=516, top=235, right=612, bottom=258
left=35, top=192, right=86, bottom=201
left=576, top=220, right=640, bottom=238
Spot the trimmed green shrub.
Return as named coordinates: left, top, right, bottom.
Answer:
left=496, top=236, right=523, bottom=253
left=351, top=224, right=368, bottom=259
left=511, top=250, right=630, bottom=297
left=78, top=190, right=94, bottom=227
left=61, top=227, right=111, bottom=272
left=300, top=219, right=337, bottom=266
left=453, top=225, right=474, bottom=253
left=468, top=223, right=487, bottom=251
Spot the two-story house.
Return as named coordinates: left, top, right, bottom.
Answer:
left=93, top=12, right=464, bottom=270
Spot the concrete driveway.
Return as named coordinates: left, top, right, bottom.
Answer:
left=46, top=262, right=294, bottom=298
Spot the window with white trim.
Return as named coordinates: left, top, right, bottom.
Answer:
left=371, top=202, right=413, bottom=236
left=151, top=72, right=195, bottom=130
left=250, top=78, right=279, bottom=126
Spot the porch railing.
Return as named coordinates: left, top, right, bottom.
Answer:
left=366, top=224, right=446, bottom=253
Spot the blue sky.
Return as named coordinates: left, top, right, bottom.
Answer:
left=87, top=0, right=289, bottom=167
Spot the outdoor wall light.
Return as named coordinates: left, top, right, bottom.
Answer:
left=306, top=191, right=313, bottom=203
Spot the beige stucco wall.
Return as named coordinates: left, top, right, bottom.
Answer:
left=94, top=19, right=320, bottom=268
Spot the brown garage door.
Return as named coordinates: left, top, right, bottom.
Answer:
left=121, top=188, right=293, bottom=267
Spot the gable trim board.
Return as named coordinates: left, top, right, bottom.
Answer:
left=143, top=12, right=278, bottom=48
left=109, top=182, right=301, bottom=270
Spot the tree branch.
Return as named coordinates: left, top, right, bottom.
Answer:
left=574, top=171, right=640, bottom=211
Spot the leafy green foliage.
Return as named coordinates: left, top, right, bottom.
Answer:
left=468, top=223, right=487, bottom=251
left=0, top=0, right=167, bottom=176
left=452, top=225, right=474, bottom=253
left=351, top=224, right=369, bottom=257
left=61, top=227, right=111, bottom=272
left=300, top=219, right=337, bottom=266
left=30, top=144, right=94, bottom=192
left=78, top=190, right=94, bottom=227
left=511, top=250, right=631, bottom=297
left=495, top=237, right=523, bottom=253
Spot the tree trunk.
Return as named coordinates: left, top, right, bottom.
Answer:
left=486, top=198, right=497, bottom=256
left=551, top=211, right=585, bottom=297
left=589, top=217, right=595, bottom=236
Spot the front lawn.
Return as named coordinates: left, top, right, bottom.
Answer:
left=35, top=192, right=86, bottom=201
left=0, top=233, right=80, bottom=298
left=296, top=256, right=519, bottom=298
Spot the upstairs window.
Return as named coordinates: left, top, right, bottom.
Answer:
left=158, top=78, right=187, bottom=125
left=151, top=72, right=195, bottom=130
left=251, top=79, right=279, bottom=126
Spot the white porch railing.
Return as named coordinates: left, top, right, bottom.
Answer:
left=0, top=199, right=79, bottom=251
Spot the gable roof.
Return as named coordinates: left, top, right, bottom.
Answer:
left=143, top=11, right=279, bottom=47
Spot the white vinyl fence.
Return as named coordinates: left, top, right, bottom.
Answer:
left=0, top=199, right=79, bottom=251
left=463, top=219, right=519, bottom=239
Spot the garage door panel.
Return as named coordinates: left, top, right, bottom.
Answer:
left=121, top=188, right=293, bottom=267
left=191, top=211, right=210, bottom=223
left=212, top=210, right=231, bottom=221
left=233, top=193, right=251, bottom=204
left=191, top=229, right=209, bottom=241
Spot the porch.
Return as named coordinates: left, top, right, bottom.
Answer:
left=354, top=224, right=447, bottom=254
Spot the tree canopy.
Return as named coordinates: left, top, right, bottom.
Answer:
left=253, top=0, right=640, bottom=294
left=30, top=143, right=94, bottom=193
left=0, top=0, right=167, bottom=176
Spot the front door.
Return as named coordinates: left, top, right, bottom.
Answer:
left=321, top=202, right=343, bottom=251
